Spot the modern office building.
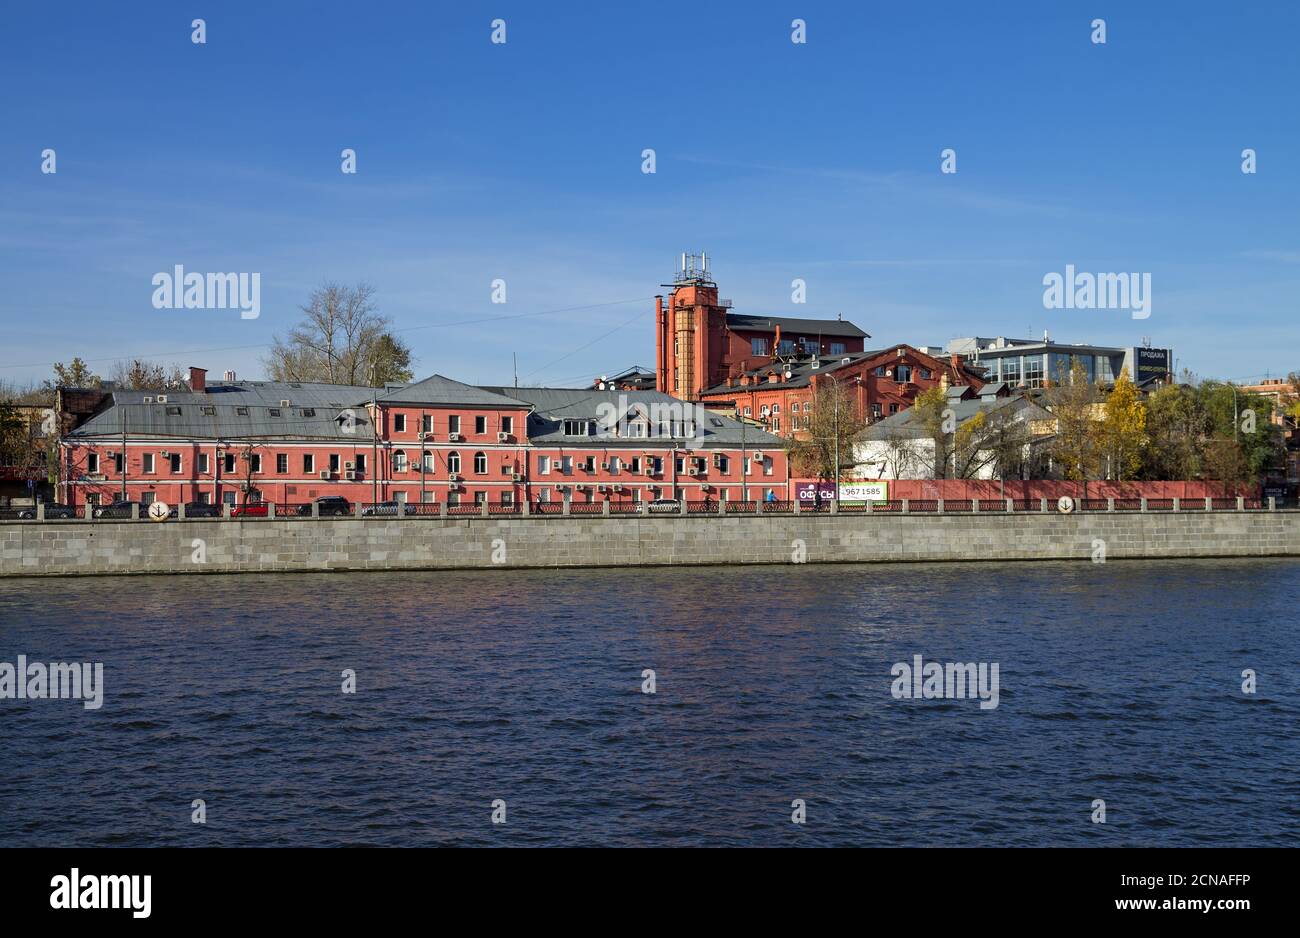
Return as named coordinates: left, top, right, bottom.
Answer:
left=946, top=336, right=1173, bottom=388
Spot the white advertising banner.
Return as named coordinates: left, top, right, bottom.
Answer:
left=838, top=482, right=889, bottom=503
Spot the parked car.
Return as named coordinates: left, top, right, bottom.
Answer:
left=229, top=502, right=269, bottom=517
left=298, top=495, right=352, bottom=517
left=17, top=503, right=75, bottom=519
left=362, top=500, right=415, bottom=516
left=181, top=501, right=221, bottom=518
left=93, top=500, right=146, bottom=519
left=641, top=498, right=681, bottom=514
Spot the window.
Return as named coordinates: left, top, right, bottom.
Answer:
left=560, top=456, right=573, bottom=475
left=502, top=416, right=513, bottom=434
left=269, top=408, right=281, bottom=417
left=830, top=342, right=846, bottom=355
left=538, top=455, right=550, bottom=475
left=792, top=402, right=800, bottom=413
left=301, top=408, right=315, bottom=418
left=875, top=366, right=886, bottom=376
left=630, top=457, right=641, bottom=473
left=772, top=418, right=780, bottom=432
left=717, top=455, right=730, bottom=474
left=610, top=457, right=620, bottom=475
left=763, top=457, right=773, bottom=476
left=167, top=406, right=181, bottom=416
left=222, top=492, right=236, bottom=507
left=1023, top=355, right=1045, bottom=389
left=751, top=338, right=769, bottom=356
left=87, top=453, right=99, bottom=473
left=249, top=454, right=262, bottom=473
left=276, top=454, right=288, bottom=473
left=198, top=453, right=209, bottom=474
left=421, top=414, right=432, bottom=433
left=236, top=407, right=249, bottom=416
left=1001, top=357, right=1021, bottom=385
left=201, top=406, right=215, bottom=416
left=141, top=491, right=155, bottom=506
left=772, top=403, right=780, bottom=413
left=744, top=457, right=751, bottom=476
left=563, top=419, right=592, bottom=436
left=394, top=414, right=406, bottom=432
left=224, top=454, right=236, bottom=473
left=870, top=403, right=882, bottom=420
left=197, top=492, right=211, bottom=504
left=800, top=338, right=819, bottom=355
left=303, top=454, right=314, bottom=473
left=114, top=453, right=124, bottom=473
left=355, top=454, right=365, bottom=473
left=895, top=364, right=913, bottom=383
left=500, top=491, right=513, bottom=506
left=474, top=491, right=486, bottom=506
left=475, top=415, right=487, bottom=434
left=448, top=415, right=461, bottom=435
left=448, top=451, right=461, bottom=473
left=393, top=451, right=407, bottom=473
left=889, top=403, right=899, bottom=414
left=422, top=451, right=433, bottom=473
left=474, top=452, right=487, bottom=474
left=778, top=339, right=796, bottom=355
left=675, top=457, right=684, bottom=473
left=143, top=453, right=155, bottom=473
left=743, top=407, right=752, bottom=416
left=919, top=368, right=933, bottom=380
left=329, top=454, right=340, bottom=473
left=170, top=454, right=182, bottom=473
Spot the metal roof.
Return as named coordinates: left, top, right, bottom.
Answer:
left=725, top=313, right=869, bottom=339
left=857, top=395, right=1052, bottom=441
left=69, top=380, right=379, bottom=440
left=376, top=374, right=528, bottom=407
left=479, top=386, right=785, bottom=448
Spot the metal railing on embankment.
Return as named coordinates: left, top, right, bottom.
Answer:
left=0, top=495, right=1285, bottom=524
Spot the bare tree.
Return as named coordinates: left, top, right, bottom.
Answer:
left=265, top=282, right=414, bottom=386
left=109, top=359, right=188, bottom=391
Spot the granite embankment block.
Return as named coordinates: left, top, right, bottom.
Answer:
left=1, top=512, right=1298, bottom=577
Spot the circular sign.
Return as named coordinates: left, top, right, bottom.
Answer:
left=1057, top=496, right=1074, bottom=514
left=148, top=501, right=170, bottom=522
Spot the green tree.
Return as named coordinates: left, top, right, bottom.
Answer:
left=46, top=358, right=102, bottom=390
left=368, top=332, right=415, bottom=385
left=1140, top=383, right=1202, bottom=480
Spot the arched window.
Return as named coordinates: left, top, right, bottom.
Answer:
left=474, top=451, right=487, bottom=474
left=792, top=402, right=800, bottom=413
left=392, top=450, right=407, bottom=473
left=422, top=450, right=433, bottom=472
left=447, top=451, right=461, bottom=473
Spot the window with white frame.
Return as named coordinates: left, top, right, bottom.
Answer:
left=474, top=452, right=487, bottom=474
left=393, top=451, right=407, bottom=473
left=143, top=453, right=155, bottom=473
left=447, top=451, right=461, bottom=473
left=538, top=455, right=550, bottom=474
left=87, top=453, right=99, bottom=473
left=394, top=413, right=406, bottom=432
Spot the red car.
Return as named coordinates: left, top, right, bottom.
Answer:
left=229, top=502, right=269, bottom=517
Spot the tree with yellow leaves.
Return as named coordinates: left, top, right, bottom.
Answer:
left=1100, top=368, right=1147, bottom=480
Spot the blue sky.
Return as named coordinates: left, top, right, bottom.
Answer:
left=3, top=1, right=1299, bottom=388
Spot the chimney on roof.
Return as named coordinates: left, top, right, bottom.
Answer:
left=188, top=366, right=207, bottom=393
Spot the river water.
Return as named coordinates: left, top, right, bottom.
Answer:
left=1, top=559, right=1296, bottom=846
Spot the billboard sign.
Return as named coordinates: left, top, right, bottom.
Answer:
left=1135, top=347, right=1171, bottom=379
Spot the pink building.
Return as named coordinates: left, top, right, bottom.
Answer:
left=59, top=369, right=790, bottom=510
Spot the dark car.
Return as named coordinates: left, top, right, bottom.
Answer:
left=229, top=502, right=269, bottom=518
left=181, top=501, right=221, bottom=518
left=298, top=496, right=352, bottom=517
left=93, top=500, right=146, bottom=519
left=361, top=500, right=415, bottom=516
left=16, top=503, right=75, bottom=519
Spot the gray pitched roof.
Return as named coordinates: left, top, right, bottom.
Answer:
left=69, top=380, right=380, bottom=440
left=857, top=395, right=1053, bottom=441
left=376, top=374, right=527, bottom=407
left=479, top=386, right=785, bottom=449
left=726, top=313, right=869, bottom=339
